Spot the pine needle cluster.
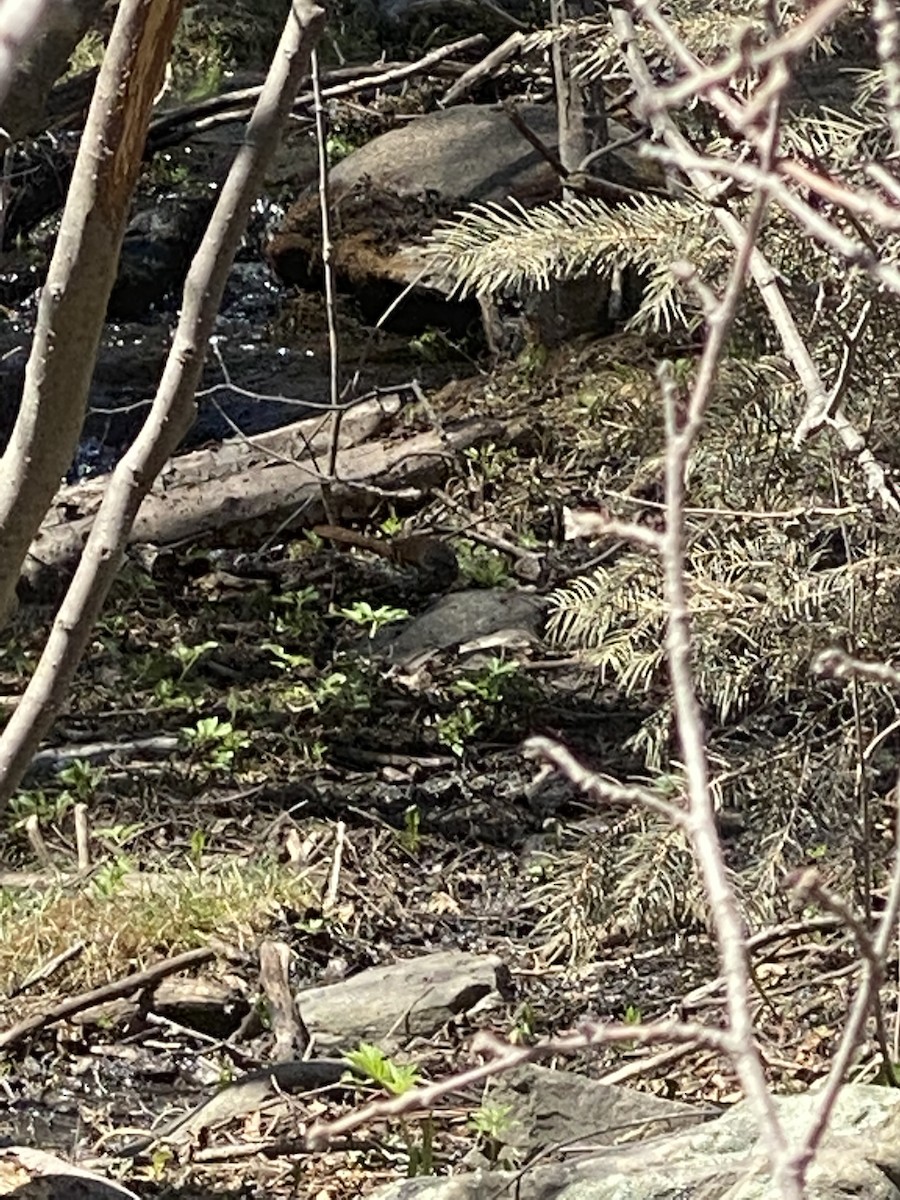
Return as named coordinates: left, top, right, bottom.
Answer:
left=425, top=2, right=900, bottom=956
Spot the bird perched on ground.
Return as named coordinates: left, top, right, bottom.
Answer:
left=312, top=525, right=458, bottom=590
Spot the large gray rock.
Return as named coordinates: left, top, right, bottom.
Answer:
left=297, top=950, right=509, bottom=1054
left=326, top=103, right=561, bottom=210
left=268, top=103, right=655, bottom=346
left=369, top=589, right=547, bottom=669
left=487, top=1064, right=708, bottom=1157
left=370, top=1081, right=900, bottom=1200
left=268, top=104, right=561, bottom=296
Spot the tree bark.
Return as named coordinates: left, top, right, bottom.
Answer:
left=541, top=0, right=614, bottom=340
left=0, top=0, right=185, bottom=625
left=550, top=0, right=607, bottom=187
left=0, top=0, right=327, bottom=806
left=0, top=0, right=107, bottom=142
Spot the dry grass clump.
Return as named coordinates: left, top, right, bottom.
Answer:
left=0, top=857, right=314, bottom=1003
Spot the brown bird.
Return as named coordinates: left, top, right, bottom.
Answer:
left=312, top=525, right=458, bottom=589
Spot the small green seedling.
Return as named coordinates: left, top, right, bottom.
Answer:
left=399, top=804, right=422, bottom=854
left=339, top=601, right=409, bottom=638
left=276, top=667, right=372, bottom=716
left=170, top=639, right=219, bottom=681
left=57, top=760, right=105, bottom=801
left=452, top=657, right=520, bottom=704
left=379, top=513, right=404, bottom=536
left=93, top=823, right=144, bottom=849
left=9, top=757, right=105, bottom=829
left=263, top=642, right=312, bottom=672
left=469, top=1102, right=519, bottom=1167
left=463, top=442, right=517, bottom=482
left=90, top=854, right=134, bottom=897
left=272, top=587, right=320, bottom=637
left=456, top=541, right=510, bottom=587
left=510, top=1000, right=537, bottom=1044
left=188, top=829, right=207, bottom=872
left=153, top=677, right=197, bottom=710
left=408, top=328, right=451, bottom=362
left=345, top=1044, right=433, bottom=1175
left=435, top=703, right=482, bottom=757
left=326, top=131, right=360, bottom=164
left=147, top=1147, right=174, bottom=1182
left=345, top=1043, right=421, bottom=1095
left=9, top=788, right=74, bottom=828
left=181, top=717, right=250, bottom=772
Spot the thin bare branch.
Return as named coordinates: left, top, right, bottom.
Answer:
left=306, top=1017, right=732, bottom=1149
left=787, top=778, right=900, bottom=1173
left=620, top=33, right=803, bottom=1187
left=524, top=735, right=688, bottom=825
left=0, top=0, right=327, bottom=803
left=611, top=3, right=899, bottom=511
left=634, top=0, right=853, bottom=117
left=814, top=647, right=900, bottom=689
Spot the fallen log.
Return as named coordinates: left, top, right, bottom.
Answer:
left=41, top=387, right=405, bottom=520
left=23, top=413, right=508, bottom=600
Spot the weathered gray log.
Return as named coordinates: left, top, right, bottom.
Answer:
left=24, top=398, right=502, bottom=600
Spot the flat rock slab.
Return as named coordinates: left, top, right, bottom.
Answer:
left=368, top=1082, right=900, bottom=1200
left=298, top=950, right=508, bottom=1055
left=487, top=1064, right=708, bottom=1157
left=370, top=589, right=547, bottom=668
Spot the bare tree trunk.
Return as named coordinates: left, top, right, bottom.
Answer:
left=0, top=0, right=107, bottom=141
left=0, top=0, right=184, bottom=626
left=550, top=0, right=606, bottom=189
left=531, top=0, right=612, bottom=343
left=0, top=0, right=327, bottom=805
